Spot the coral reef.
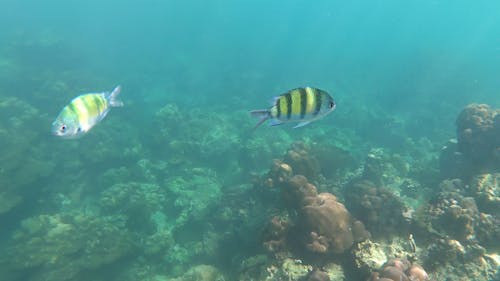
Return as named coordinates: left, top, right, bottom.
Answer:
left=351, top=237, right=417, bottom=278
left=344, top=179, right=409, bottom=238
left=283, top=142, right=321, bottom=180
left=299, top=189, right=370, bottom=255
left=2, top=48, right=500, bottom=281
left=467, top=173, right=500, bottom=214
left=168, top=264, right=226, bottom=281
left=153, top=103, right=243, bottom=176
left=424, top=179, right=478, bottom=241
left=442, top=104, right=500, bottom=179
left=423, top=238, right=498, bottom=280
left=262, top=216, right=290, bottom=254
left=237, top=256, right=345, bottom=281
left=456, top=104, right=499, bottom=169
left=1, top=213, right=134, bottom=281
left=420, top=177, right=500, bottom=251
left=262, top=174, right=370, bottom=257
left=366, top=258, right=428, bottom=281
left=0, top=97, right=53, bottom=214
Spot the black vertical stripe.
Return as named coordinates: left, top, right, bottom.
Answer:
left=276, top=97, right=281, bottom=119
left=314, top=89, right=322, bottom=116
left=299, top=88, right=307, bottom=119
left=285, top=92, right=292, bottom=119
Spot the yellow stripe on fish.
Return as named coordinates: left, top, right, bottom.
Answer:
left=290, top=89, right=302, bottom=118
left=305, top=87, right=316, bottom=115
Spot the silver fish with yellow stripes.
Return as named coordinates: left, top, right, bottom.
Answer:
left=52, top=85, right=123, bottom=138
left=251, top=87, right=336, bottom=129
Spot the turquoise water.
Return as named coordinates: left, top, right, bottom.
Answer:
left=0, top=1, right=499, bottom=281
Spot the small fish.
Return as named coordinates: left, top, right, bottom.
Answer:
left=52, top=85, right=123, bottom=138
left=251, top=87, right=336, bottom=129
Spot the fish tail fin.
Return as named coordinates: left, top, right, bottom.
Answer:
left=250, top=109, right=270, bottom=130
left=107, top=85, right=123, bottom=107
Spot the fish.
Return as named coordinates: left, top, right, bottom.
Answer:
left=52, top=85, right=123, bottom=138
left=250, top=87, right=336, bottom=129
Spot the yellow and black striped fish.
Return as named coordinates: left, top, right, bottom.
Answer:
left=52, top=86, right=123, bottom=138
left=251, top=87, right=336, bottom=129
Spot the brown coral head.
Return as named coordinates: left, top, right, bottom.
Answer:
left=384, top=258, right=410, bottom=272
left=300, top=192, right=356, bottom=254
left=261, top=216, right=289, bottom=254
left=407, top=264, right=429, bottom=281
left=269, top=216, right=288, bottom=234
left=263, top=240, right=285, bottom=253
left=283, top=175, right=318, bottom=208
left=379, top=266, right=409, bottom=281
left=283, top=142, right=320, bottom=179
left=352, top=220, right=371, bottom=242
left=307, top=231, right=329, bottom=253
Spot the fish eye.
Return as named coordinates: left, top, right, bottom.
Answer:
left=60, top=125, right=67, bottom=132
left=329, top=101, right=335, bottom=108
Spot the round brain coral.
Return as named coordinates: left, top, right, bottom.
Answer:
left=299, top=192, right=370, bottom=254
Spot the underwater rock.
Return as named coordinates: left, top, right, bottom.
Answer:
left=475, top=212, right=500, bottom=251
left=352, top=237, right=417, bottom=279
left=352, top=240, right=388, bottom=275
left=345, top=179, right=408, bottom=238
left=467, top=173, right=500, bottom=214
left=425, top=188, right=478, bottom=241
left=423, top=238, right=498, bottom=280
left=420, top=176, right=500, bottom=252
left=454, top=103, right=500, bottom=176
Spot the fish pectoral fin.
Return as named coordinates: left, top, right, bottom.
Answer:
left=269, top=119, right=284, bottom=126
left=293, top=121, right=311, bottom=128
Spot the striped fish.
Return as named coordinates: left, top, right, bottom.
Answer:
left=52, top=85, right=123, bottom=138
left=251, top=87, right=336, bottom=129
